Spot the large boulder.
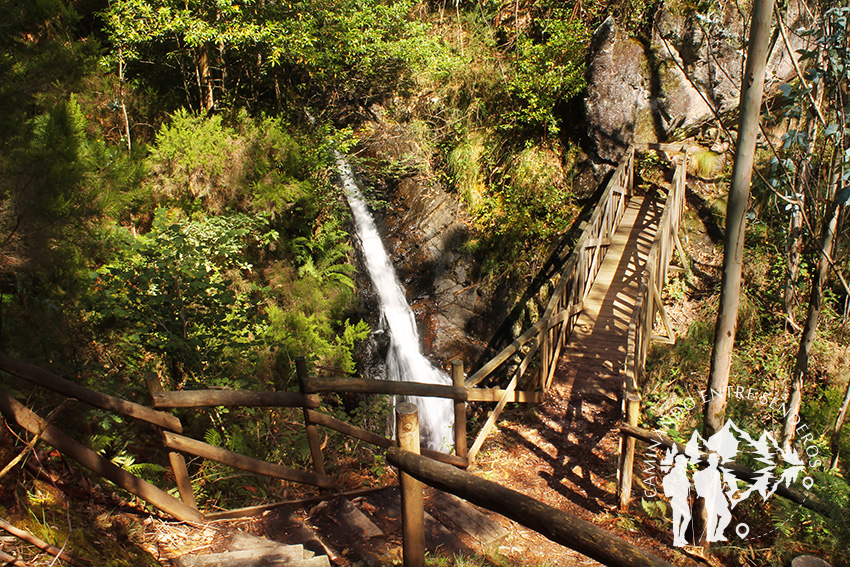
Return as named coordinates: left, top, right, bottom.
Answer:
left=584, top=17, right=657, bottom=162
left=585, top=1, right=810, bottom=159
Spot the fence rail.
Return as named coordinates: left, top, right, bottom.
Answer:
left=0, top=144, right=690, bottom=549
left=618, top=146, right=689, bottom=510
left=389, top=404, right=675, bottom=567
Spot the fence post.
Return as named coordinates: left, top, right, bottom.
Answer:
left=295, top=357, right=328, bottom=482
left=396, top=402, right=425, bottom=567
left=451, top=360, right=467, bottom=460
left=144, top=373, right=197, bottom=511
left=618, top=392, right=641, bottom=511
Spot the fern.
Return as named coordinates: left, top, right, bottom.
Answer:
left=204, top=428, right=222, bottom=447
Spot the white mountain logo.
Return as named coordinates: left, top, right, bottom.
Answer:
left=660, top=419, right=806, bottom=546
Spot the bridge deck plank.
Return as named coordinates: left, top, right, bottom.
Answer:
left=556, top=192, right=663, bottom=398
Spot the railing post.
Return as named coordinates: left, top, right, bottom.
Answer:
left=618, top=391, right=641, bottom=511
left=396, top=402, right=425, bottom=567
left=451, top=360, right=467, bottom=460
left=144, top=373, right=197, bottom=511
left=295, top=357, right=328, bottom=482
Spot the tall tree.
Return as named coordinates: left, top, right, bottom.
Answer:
left=698, top=0, right=775, bottom=546
left=778, top=5, right=850, bottom=452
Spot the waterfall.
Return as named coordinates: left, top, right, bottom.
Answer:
left=335, top=151, right=454, bottom=452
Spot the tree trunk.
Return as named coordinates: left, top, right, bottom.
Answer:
left=781, top=158, right=842, bottom=451
left=830, top=369, right=850, bottom=469
left=785, top=195, right=803, bottom=330
left=699, top=0, right=775, bottom=546
left=198, top=44, right=214, bottom=112
left=785, top=59, right=824, bottom=330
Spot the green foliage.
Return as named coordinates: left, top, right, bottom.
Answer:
left=504, top=12, right=588, bottom=135
left=447, top=130, right=489, bottom=212
left=3, top=96, right=107, bottom=277
left=771, top=471, right=850, bottom=567
left=148, top=109, right=238, bottom=203
left=92, top=209, right=277, bottom=386
left=100, top=0, right=443, bottom=108
left=292, top=219, right=356, bottom=291
left=266, top=305, right=369, bottom=376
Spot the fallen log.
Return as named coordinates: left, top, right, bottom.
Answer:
left=387, top=447, right=675, bottom=567
left=0, top=518, right=89, bottom=567
left=0, top=549, right=32, bottom=567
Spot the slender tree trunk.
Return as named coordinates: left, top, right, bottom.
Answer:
left=786, top=58, right=824, bottom=330
left=198, top=44, right=214, bottom=112
left=698, top=0, right=775, bottom=546
left=781, top=158, right=842, bottom=451
left=785, top=196, right=803, bottom=329
left=118, top=47, right=132, bottom=154
left=175, top=35, right=196, bottom=112
left=830, top=365, right=850, bottom=469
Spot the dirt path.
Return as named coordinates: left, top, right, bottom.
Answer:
left=469, top=371, right=703, bottom=567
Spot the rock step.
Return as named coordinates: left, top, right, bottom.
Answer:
left=174, top=531, right=330, bottom=567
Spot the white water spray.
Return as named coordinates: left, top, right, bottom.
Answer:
left=334, top=152, right=454, bottom=451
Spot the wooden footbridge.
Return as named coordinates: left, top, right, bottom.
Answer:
left=462, top=144, right=688, bottom=461
left=0, top=144, right=690, bottom=567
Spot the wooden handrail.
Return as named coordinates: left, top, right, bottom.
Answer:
left=0, top=352, right=182, bottom=433
left=618, top=147, right=689, bottom=508
left=304, top=409, right=468, bottom=468
left=150, top=389, right=320, bottom=409
left=623, top=148, right=688, bottom=394
left=0, top=392, right=203, bottom=523
left=466, top=149, right=635, bottom=390
left=162, top=431, right=336, bottom=489
left=462, top=148, right=636, bottom=462
left=304, top=375, right=468, bottom=400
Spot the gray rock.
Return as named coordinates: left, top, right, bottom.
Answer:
left=585, top=17, right=656, bottom=162
left=585, top=1, right=809, bottom=157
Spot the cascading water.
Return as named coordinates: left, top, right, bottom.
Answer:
left=334, top=151, right=454, bottom=451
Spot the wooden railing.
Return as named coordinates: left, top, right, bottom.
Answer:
left=618, top=144, right=690, bottom=510
left=0, top=352, right=472, bottom=522
left=462, top=147, right=636, bottom=461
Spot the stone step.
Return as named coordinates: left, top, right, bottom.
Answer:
left=175, top=530, right=330, bottom=567
left=173, top=547, right=328, bottom=567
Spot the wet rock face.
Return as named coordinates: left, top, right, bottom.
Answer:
left=585, top=1, right=808, bottom=159
left=352, top=116, right=496, bottom=368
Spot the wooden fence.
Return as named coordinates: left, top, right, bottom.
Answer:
left=389, top=403, right=675, bottom=567
left=0, top=144, right=690, bottom=545
left=0, top=352, right=472, bottom=522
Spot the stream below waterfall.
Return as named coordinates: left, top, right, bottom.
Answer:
left=335, top=151, right=454, bottom=452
